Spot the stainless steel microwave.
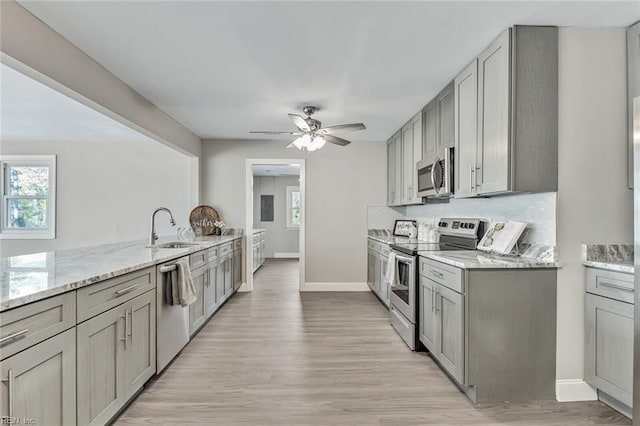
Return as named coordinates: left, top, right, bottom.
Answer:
left=416, top=147, right=454, bottom=198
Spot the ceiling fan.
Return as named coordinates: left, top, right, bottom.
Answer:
left=250, top=106, right=366, bottom=151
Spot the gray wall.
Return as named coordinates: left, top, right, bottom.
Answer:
left=1, top=139, right=194, bottom=257
left=253, top=175, right=300, bottom=257
left=556, top=28, right=633, bottom=381
left=202, top=139, right=387, bottom=283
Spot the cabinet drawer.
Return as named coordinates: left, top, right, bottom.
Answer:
left=206, top=247, right=218, bottom=262
left=190, top=250, right=208, bottom=270
left=219, top=243, right=232, bottom=256
left=586, top=267, right=633, bottom=304
left=0, top=292, right=76, bottom=361
left=233, top=238, right=242, bottom=250
left=77, top=267, right=156, bottom=322
left=419, top=257, right=463, bottom=293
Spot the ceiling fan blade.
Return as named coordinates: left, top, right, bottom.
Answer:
left=288, top=114, right=310, bottom=131
left=323, top=134, right=351, bottom=146
left=318, top=123, right=366, bottom=135
left=250, top=131, right=302, bottom=135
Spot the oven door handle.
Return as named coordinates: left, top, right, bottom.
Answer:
left=392, top=253, right=415, bottom=264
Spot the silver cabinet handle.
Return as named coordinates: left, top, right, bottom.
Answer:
left=120, top=314, right=127, bottom=349
left=0, top=328, right=29, bottom=345
left=599, top=280, right=633, bottom=292
left=431, top=287, right=435, bottom=312
left=115, top=284, right=138, bottom=296
left=1, top=369, right=14, bottom=417
left=126, top=309, right=133, bottom=342
left=435, top=288, right=440, bottom=313
left=430, top=269, right=444, bottom=278
left=470, top=166, right=475, bottom=190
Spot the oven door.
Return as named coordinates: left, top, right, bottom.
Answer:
left=389, top=252, right=416, bottom=322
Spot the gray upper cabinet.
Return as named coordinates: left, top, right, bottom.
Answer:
left=422, top=99, right=438, bottom=160
left=455, top=26, right=558, bottom=198
left=437, top=82, right=455, bottom=151
left=387, top=131, right=403, bottom=206
left=401, top=112, right=423, bottom=205
left=628, top=21, right=640, bottom=188
left=454, top=59, right=479, bottom=198
left=0, top=328, right=76, bottom=426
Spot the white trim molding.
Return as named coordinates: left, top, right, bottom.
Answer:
left=555, top=379, right=597, bottom=402
left=274, top=252, right=299, bottom=259
left=301, top=282, right=369, bottom=292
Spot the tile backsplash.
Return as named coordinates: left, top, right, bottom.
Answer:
left=368, top=192, right=556, bottom=246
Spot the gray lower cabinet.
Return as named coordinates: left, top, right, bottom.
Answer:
left=205, top=260, right=218, bottom=318
left=188, top=264, right=208, bottom=336
left=585, top=267, right=634, bottom=416
left=0, top=328, right=76, bottom=425
left=223, top=255, right=233, bottom=297
left=418, top=257, right=557, bottom=402
left=379, top=255, right=389, bottom=307
left=367, top=249, right=378, bottom=293
left=233, top=249, right=242, bottom=292
left=77, top=290, right=156, bottom=425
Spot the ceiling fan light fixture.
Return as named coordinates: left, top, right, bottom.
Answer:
left=292, top=134, right=310, bottom=149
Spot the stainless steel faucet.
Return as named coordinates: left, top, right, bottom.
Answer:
left=149, top=207, right=176, bottom=246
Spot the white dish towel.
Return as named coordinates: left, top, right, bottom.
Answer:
left=385, top=252, right=398, bottom=286
left=170, top=258, right=197, bottom=307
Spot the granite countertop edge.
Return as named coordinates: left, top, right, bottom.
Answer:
left=419, top=251, right=561, bottom=270
left=0, top=234, right=243, bottom=312
left=582, top=260, right=634, bottom=274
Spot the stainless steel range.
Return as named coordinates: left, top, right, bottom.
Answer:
left=388, top=218, right=486, bottom=350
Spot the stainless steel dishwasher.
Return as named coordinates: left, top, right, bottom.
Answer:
left=156, top=257, right=190, bottom=373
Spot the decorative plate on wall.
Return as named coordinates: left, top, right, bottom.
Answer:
left=189, top=205, right=220, bottom=236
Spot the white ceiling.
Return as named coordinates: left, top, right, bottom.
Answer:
left=16, top=1, right=640, bottom=143
left=253, top=164, right=301, bottom=177
left=0, top=63, right=151, bottom=143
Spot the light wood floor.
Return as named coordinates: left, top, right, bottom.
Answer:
left=115, top=259, right=630, bottom=425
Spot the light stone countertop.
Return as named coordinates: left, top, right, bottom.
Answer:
left=582, top=243, right=634, bottom=274
left=419, top=250, right=561, bottom=270
left=0, top=233, right=243, bottom=312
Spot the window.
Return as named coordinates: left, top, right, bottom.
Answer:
left=0, top=155, right=56, bottom=239
left=286, top=186, right=301, bottom=228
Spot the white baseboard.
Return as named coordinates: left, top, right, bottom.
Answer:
left=556, top=379, right=598, bottom=402
left=273, top=252, right=299, bottom=259
left=300, top=282, right=369, bottom=292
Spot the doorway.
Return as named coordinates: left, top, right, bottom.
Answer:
left=243, top=159, right=305, bottom=292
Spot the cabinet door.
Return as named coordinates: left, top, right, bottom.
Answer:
left=77, top=304, right=126, bottom=426
left=0, top=328, right=76, bottom=426
left=367, top=250, right=377, bottom=292
left=233, top=251, right=242, bottom=292
left=477, top=28, right=511, bottom=195
left=188, top=265, right=207, bottom=335
left=394, top=132, right=403, bottom=205
left=380, top=257, right=389, bottom=306
left=454, top=59, right=479, bottom=198
left=124, top=290, right=156, bottom=400
left=205, top=263, right=218, bottom=317
left=585, top=294, right=634, bottom=407
left=387, top=138, right=396, bottom=205
left=434, top=284, right=465, bottom=383
left=422, top=100, right=438, bottom=160
left=216, top=260, right=226, bottom=304
left=373, top=254, right=382, bottom=300
left=224, top=257, right=233, bottom=297
left=418, top=276, right=436, bottom=352
left=628, top=21, right=640, bottom=189
left=437, top=82, right=455, bottom=150
left=402, top=124, right=413, bottom=205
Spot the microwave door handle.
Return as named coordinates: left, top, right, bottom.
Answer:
left=431, top=157, right=441, bottom=194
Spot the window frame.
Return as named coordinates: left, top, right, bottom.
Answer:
left=0, top=155, right=56, bottom=239
left=286, top=185, right=301, bottom=229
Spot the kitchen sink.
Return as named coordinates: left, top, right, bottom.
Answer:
left=147, top=242, right=201, bottom=249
